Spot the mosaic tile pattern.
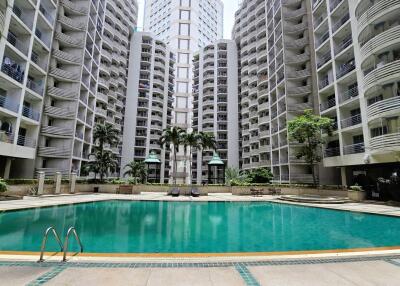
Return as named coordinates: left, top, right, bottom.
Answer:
left=2, top=254, right=396, bottom=285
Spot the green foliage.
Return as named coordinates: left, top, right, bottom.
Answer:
left=288, top=110, right=333, bottom=185
left=198, top=131, right=217, bottom=151
left=123, top=161, right=147, bottom=184
left=246, top=168, right=273, bottom=184
left=88, top=123, right=121, bottom=181
left=160, top=127, right=185, bottom=185
left=0, top=178, right=7, bottom=193
left=225, top=167, right=250, bottom=186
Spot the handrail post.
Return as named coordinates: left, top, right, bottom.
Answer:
left=63, top=227, right=83, bottom=262
left=38, top=227, right=63, bottom=263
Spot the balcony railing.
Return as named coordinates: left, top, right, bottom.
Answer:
left=0, top=94, right=19, bottom=113
left=330, top=0, right=343, bottom=11
left=26, top=79, right=44, bottom=95
left=324, top=147, right=340, bottom=157
left=22, top=106, right=40, bottom=121
left=340, top=114, right=362, bottom=128
left=332, top=13, right=350, bottom=33
left=343, top=143, right=365, bottom=155
left=334, top=35, right=353, bottom=55
left=339, top=86, right=359, bottom=103
left=320, top=97, right=336, bottom=111
left=17, top=134, right=36, bottom=148
left=317, top=51, right=332, bottom=68
left=370, top=132, right=400, bottom=151
left=7, top=32, right=28, bottom=55
left=1, top=61, right=24, bottom=83
left=336, top=61, right=355, bottom=79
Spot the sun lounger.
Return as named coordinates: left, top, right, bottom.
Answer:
left=191, top=188, right=200, bottom=197
left=170, top=188, right=180, bottom=197
left=250, top=188, right=263, bottom=196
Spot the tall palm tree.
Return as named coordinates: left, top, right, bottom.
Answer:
left=198, top=131, right=217, bottom=151
left=90, top=123, right=120, bottom=181
left=124, top=161, right=147, bottom=184
left=93, top=123, right=119, bottom=150
left=181, top=131, right=200, bottom=185
left=159, top=127, right=185, bottom=185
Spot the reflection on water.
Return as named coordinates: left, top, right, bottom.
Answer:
left=0, top=201, right=400, bottom=253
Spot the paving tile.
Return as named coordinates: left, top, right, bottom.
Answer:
left=146, top=267, right=245, bottom=286
left=45, top=267, right=151, bottom=286
left=0, top=266, right=51, bottom=286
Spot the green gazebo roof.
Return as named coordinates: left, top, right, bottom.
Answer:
left=208, top=153, right=224, bottom=165
left=144, top=151, right=161, bottom=164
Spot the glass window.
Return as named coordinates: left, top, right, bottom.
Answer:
left=178, top=53, right=189, bottom=64
left=179, top=23, right=190, bottom=36
left=178, top=39, right=190, bottom=50
left=180, top=10, right=190, bottom=20
left=177, top=97, right=188, bottom=108
left=176, top=112, right=187, bottom=123
left=177, top=82, right=188, bottom=93
left=177, top=67, right=189, bottom=78
left=180, top=0, right=191, bottom=6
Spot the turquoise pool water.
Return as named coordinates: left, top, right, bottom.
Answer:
left=1, top=200, right=400, bottom=253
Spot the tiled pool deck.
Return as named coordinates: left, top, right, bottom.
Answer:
left=1, top=193, right=400, bottom=285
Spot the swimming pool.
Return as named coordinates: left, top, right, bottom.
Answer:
left=1, top=200, right=400, bottom=254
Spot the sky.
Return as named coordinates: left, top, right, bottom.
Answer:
left=136, top=0, right=241, bottom=39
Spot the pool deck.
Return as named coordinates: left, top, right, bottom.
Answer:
left=2, top=193, right=400, bottom=285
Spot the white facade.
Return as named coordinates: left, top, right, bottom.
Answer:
left=0, top=0, right=138, bottom=179
left=312, top=0, right=400, bottom=186
left=192, top=40, right=239, bottom=184
left=0, top=0, right=57, bottom=178
left=143, top=0, right=223, bottom=183
left=121, top=32, right=175, bottom=183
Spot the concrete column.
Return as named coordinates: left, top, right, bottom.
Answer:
left=54, top=172, right=61, bottom=194
left=341, top=167, right=347, bottom=188
left=3, top=158, right=11, bottom=179
left=37, top=172, right=45, bottom=195
left=70, top=172, right=76, bottom=194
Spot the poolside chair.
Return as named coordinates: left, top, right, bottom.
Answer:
left=269, top=187, right=282, bottom=196
left=191, top=188, right=200, bottom=197
left=170, top=188, right=180, bottom=197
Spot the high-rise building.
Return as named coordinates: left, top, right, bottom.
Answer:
left=121, top=32, right=175, bottom=183
left=0, top=0, right=57, bottom=178
left=0, top=0, right=138, bottom=179
left=143, top=0, right=224, bottom=183
left=233, top=0, right=330, bottom=184
left=192, top=40, right=239, bottom=184
left=311, top=0, right=400, bottom=186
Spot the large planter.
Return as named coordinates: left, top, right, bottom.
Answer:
left=348, top=191, right=366, bottom=202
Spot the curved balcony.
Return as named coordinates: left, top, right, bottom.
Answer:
left=44, top=105, right=75, bottom=119
left=363, top=60, right=400, bottom=95
left=287, top=85, right=311, bottom=96
left=47, top=86, right=77, bottom=100
left=285, top=52, right=310, bottom=64
left=60, top=0, right=88, bottom=15
left=41, top=126, right=74, bottom=137
left=52, top=49, right=81, bottom=64
left=54, top=32, right=84, bottom=47
left=370, top=132, right=400, bottom=151
left=58, top=15, right=86, bottom=31
left=49, top=67, right=80, bottom=82
left=357, top=0, right=400, bottom=33
left=360, top=25, right=400, bottom=63
left=367, top=96, right=400, bottom=120
left=283, top=7, right=306, bottom=19
left=37, top=146, right=71, bottom=158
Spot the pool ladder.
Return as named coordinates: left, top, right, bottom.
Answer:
left=38, top=226, right=83, bottom=263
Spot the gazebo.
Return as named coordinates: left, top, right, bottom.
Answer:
left=144, top=151, right=161, bottom=183
left=208, top=153, right=225, bottom=184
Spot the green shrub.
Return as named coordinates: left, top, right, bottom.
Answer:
left=0, top=178, right=8, bottom=193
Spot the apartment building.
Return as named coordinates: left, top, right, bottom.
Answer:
left=0, top=0, right=57, bottom=178
left=143, top=0, right=223, bottom=183
left=192, top=40, right=239, bottom=184
left=95, top=0, right=138, bottom=176
left=121, top=32, right=175, bottom=183
left=232, top=0, right=339, bottom=184
left=312, top=0, right=400, bottom=186
left=0, top=0, right=137, bottom=179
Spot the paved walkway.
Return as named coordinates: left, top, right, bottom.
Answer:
left=1, top=192, right=400, bottom=217
left=0, top=255, right=400, bottom=285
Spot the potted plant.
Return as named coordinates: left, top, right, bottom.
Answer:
left=348, top=184, right=366, bottom=201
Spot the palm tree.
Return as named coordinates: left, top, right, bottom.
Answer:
left=198, top=131, right=217, bottom=151
left=93, top=123, right=119, bottom=150
left=159, top=127, right=185, bottom=185
left=181, top=131, right=200, bottom=185
left=124, top=161, right=147, bottom=184
left=90, top=123, right=120, bottom=181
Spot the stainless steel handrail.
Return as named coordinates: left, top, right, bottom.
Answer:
left=38, top=227, right=63, bottom=262
left=62, top=227, right=83, bottom=262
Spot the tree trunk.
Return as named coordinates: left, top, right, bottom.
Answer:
left=173, top=146, right=178, bottom=186
left=189, top=146, right=192, bottom=187
left=311, top=164, right=317, bottom=186
left=183, top=145, right=187, bottom=185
